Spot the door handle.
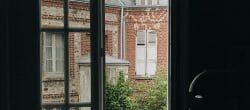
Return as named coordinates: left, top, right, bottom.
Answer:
left=188, top=69, right=207, bottom=93
left=188, top=69, right=207, bottom=110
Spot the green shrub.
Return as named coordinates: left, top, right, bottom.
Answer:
left=105, top=71, right=133, bottom=110
left=130, top=68, right=168, bottom=110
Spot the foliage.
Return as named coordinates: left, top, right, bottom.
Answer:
left=105, top=71, right=133, bottom=110
left=130, top=68, right=168, bottom=110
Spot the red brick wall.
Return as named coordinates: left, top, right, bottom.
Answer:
left=69, top=33, right=75, bottom=78
left=125, top=7, right=168, bottom=80
left=41, top=0, right=122, bottom=102
left=81, top=32, right=91, bottom=55
left=105, top=31, right=113, bottom=56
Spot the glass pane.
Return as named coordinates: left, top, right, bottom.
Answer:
left=68, top=0, right=90, bottom=28
left=55, top=33, right=64, bottom=48
left=46, top=33, right=52, bottom=46
left=46, top=47, right=52, bottom=59
left=40, top=0, right=64, bottom=28
left=56, top=60, right=64, bottom=72
left=69, top=32, right=91, bottom=104
left=148, top=0, right=152, bottom=5
left=41, top=32, right=65, bottom=105
left=56, top=48, right=64, bottom=59
left=70, top=107, right=91, bottom=110
left=55, top=33, right=64, bottom=59
left=105, top=1, right=169, bottom=109
left=46, top=60, right=53, bottom=72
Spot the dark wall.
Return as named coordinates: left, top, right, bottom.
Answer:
left=171, top=0, right=250, bottom=110
left=1, top=0, right=40, bottom=110
left=0, top=0, right=9, bottom=110
left=189, top=0, right=250, bottom=75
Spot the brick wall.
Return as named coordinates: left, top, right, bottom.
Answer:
left=125, top=7, right=168, bottom=80
left=41, top=0, right=168, bottom=103
left=41, top=0, right=121, bottom=103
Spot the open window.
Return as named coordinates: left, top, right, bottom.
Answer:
left=39, top=0, right=168, bottom=110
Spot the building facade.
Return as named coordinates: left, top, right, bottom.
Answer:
left=40, top=0, right=168, bottom=106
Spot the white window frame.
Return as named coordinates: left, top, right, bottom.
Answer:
left=135, top=30, right=157, bottom=78
left=136, top=0, right=160, bottom=5
left=42, top=32, right=64, bottom=80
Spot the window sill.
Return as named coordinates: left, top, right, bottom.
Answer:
left=42, top=73, right=64, bottom=81
left=134, top=75, right=154, bottom=80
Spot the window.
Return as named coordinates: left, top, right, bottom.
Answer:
left=136, top=30, right=157, bottom=78
left=141, top=0, right=146, bottom=5
left=148, top=0, right=153, bottom=5
left=40, top=0, right=103, bottom=109
left=43, top=107, right=62, bottom=110
left=136, top=0, right=160, bottom=5
left=43, top=32, right=64, bottom=74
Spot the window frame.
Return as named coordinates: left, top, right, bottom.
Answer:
left=43, top=32, right=65, bottom=74
left=39, top=0, right=105, bottom=110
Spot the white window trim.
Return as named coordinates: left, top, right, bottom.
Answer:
left=42, top=32, right=64, bottom=80
left=136, top=0, right=160, bottom=6
left=135, top=30, right=157, bottom=79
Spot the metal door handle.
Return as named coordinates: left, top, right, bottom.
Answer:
left=188, top=69, right=207, bottom=93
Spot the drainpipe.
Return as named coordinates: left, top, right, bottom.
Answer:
left=119, top=0, right=124, bottom=59
left=123, top=13, right=128, bottom=60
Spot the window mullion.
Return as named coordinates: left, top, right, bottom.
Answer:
left=63, top=0, right=69, bottom=110
left=52, top=34, right=56, bottom=72
left=43, top=32, right=46, bottom=73
left=145, top=30, right=148, bottom=76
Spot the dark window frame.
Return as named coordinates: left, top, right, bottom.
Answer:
left=39, top=0, right=105, bottom=110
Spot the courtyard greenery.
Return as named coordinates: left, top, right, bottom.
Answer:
left=105, top=71, right=133, bottom=110
left=130, top=68, right=168, bottom=110
left=105, top=69, right=168, bottom=110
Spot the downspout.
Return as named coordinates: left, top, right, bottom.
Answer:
left=119, top=0, right=124, bottom=59
left=123, top=13, right=128, bottom=60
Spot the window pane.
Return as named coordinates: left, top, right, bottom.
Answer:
left=41, top=0, right=64, bottom=28
left=46, top=33, right=52, bottom=46
left=55, top=33, right=64, bottom=59
left=141, top=0, right=145, bottom=5
left=69, top=32, right=91, bottom=104
left=68, top=0, right=90, bottom=28
left=56, top=48, right=64, bottom=59
left=106, top=2, right=169, bottom=109
left=56, top=60, right=64, bottom=72
left=46, top=47, right=52, bottom=59
left=41, top=32, right=65, bottom=104
left=46, top=60, right=53, bottom=72
left=148, top=0, right=152, bottom=5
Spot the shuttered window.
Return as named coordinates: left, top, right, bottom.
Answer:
left=136, top=30, right=157, bottom=77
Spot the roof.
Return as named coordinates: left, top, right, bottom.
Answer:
left=78, top=54, right=129, bottom=65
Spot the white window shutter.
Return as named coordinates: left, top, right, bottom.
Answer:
left=146, top=30, right=157, bottom=76
left=136, top=0, right=141, bottom=5
left=152, top=0, right=157, bottom=5
left=136, top=30, right=146, bottom=76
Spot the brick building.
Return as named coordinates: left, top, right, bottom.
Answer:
left=40, top=0, right=168, bottom=106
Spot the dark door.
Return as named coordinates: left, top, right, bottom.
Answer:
left=170, top=0, right=250, bottom=110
